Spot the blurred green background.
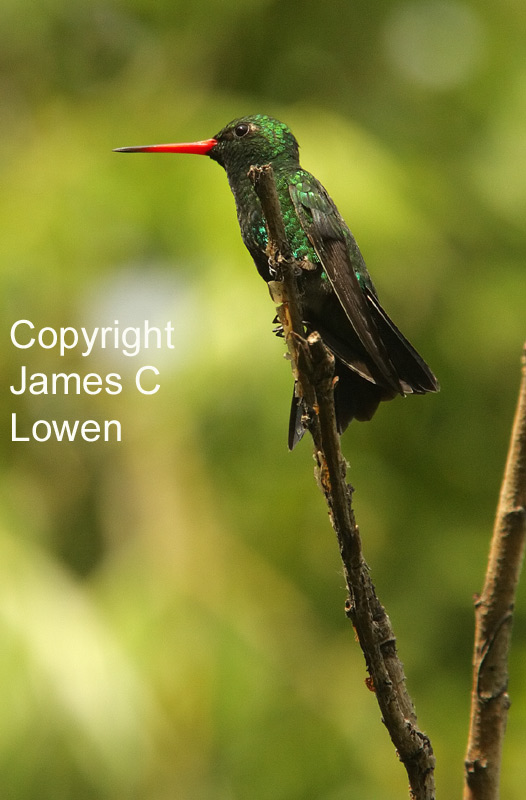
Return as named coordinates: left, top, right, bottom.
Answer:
left=1, top=1, right=525, bottom=798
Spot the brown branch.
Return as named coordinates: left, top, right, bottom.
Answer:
left=249, top=164, right=436, bottom=800
left=464, top=345, right=526, bottom=800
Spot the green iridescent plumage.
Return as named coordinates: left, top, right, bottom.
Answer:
left=206, top=114, right=439, bottom=446
left=117, top=114, right=439, bottom=447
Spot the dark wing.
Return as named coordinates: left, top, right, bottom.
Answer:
left=289, top=174, right=403, bottom=395
left=364, top=288, right=439, bottom=392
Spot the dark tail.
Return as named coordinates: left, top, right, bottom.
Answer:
left=288, top=358, right=397, bottom=449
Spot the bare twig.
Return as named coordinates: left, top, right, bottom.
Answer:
left=249, top=164, right=436, bottom=800
left=464, top=345, right=526, bottom=800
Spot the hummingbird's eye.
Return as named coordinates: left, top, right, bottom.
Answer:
left=234, top=123, right=250, bottom=138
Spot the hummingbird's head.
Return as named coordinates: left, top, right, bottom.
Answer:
left=114, top=115, right=300, bottom=176
left=209, top=115, right=300, bottom=176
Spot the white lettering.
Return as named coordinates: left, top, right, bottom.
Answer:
left=11, top=413, right=122, bottom=442
left=165, top=321, right=175, bottom=349
left=38, top=327, right=58, bottom=349
left=135, top=365, right=160, bottom=394
left=10, top=365, right=27, bottom=394
left=80, top=327, right=99, bottom=357
left=122, top=327, right=140, bottom=357
left=10, top=320, right=175, bottom=357
left=33, top=420, right=53, bottom=442
left=82, top=373, right=103, bottom=395
left=51, top=373, right=82, bottom=394
left=59, top=327, right=78, bottom=356
left=11, top=320, right=35, bottom=349
left=11, top=413, right=29, bottom=441
left=105, top=373, right=122, bottom=395
left=104, top=420, right=121, bottom=441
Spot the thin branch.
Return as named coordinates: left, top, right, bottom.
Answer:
left=249, top=164, right=436, bottom=800
left=464, top=345, right=526, bottom=800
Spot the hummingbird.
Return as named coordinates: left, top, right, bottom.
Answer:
left=115, top=114, right=439, bottom=448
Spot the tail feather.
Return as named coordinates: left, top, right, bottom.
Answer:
left=287, top=358, right=396, bottom=450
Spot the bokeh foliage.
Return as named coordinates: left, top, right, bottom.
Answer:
left=1, top=1, right=525, bottom=798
